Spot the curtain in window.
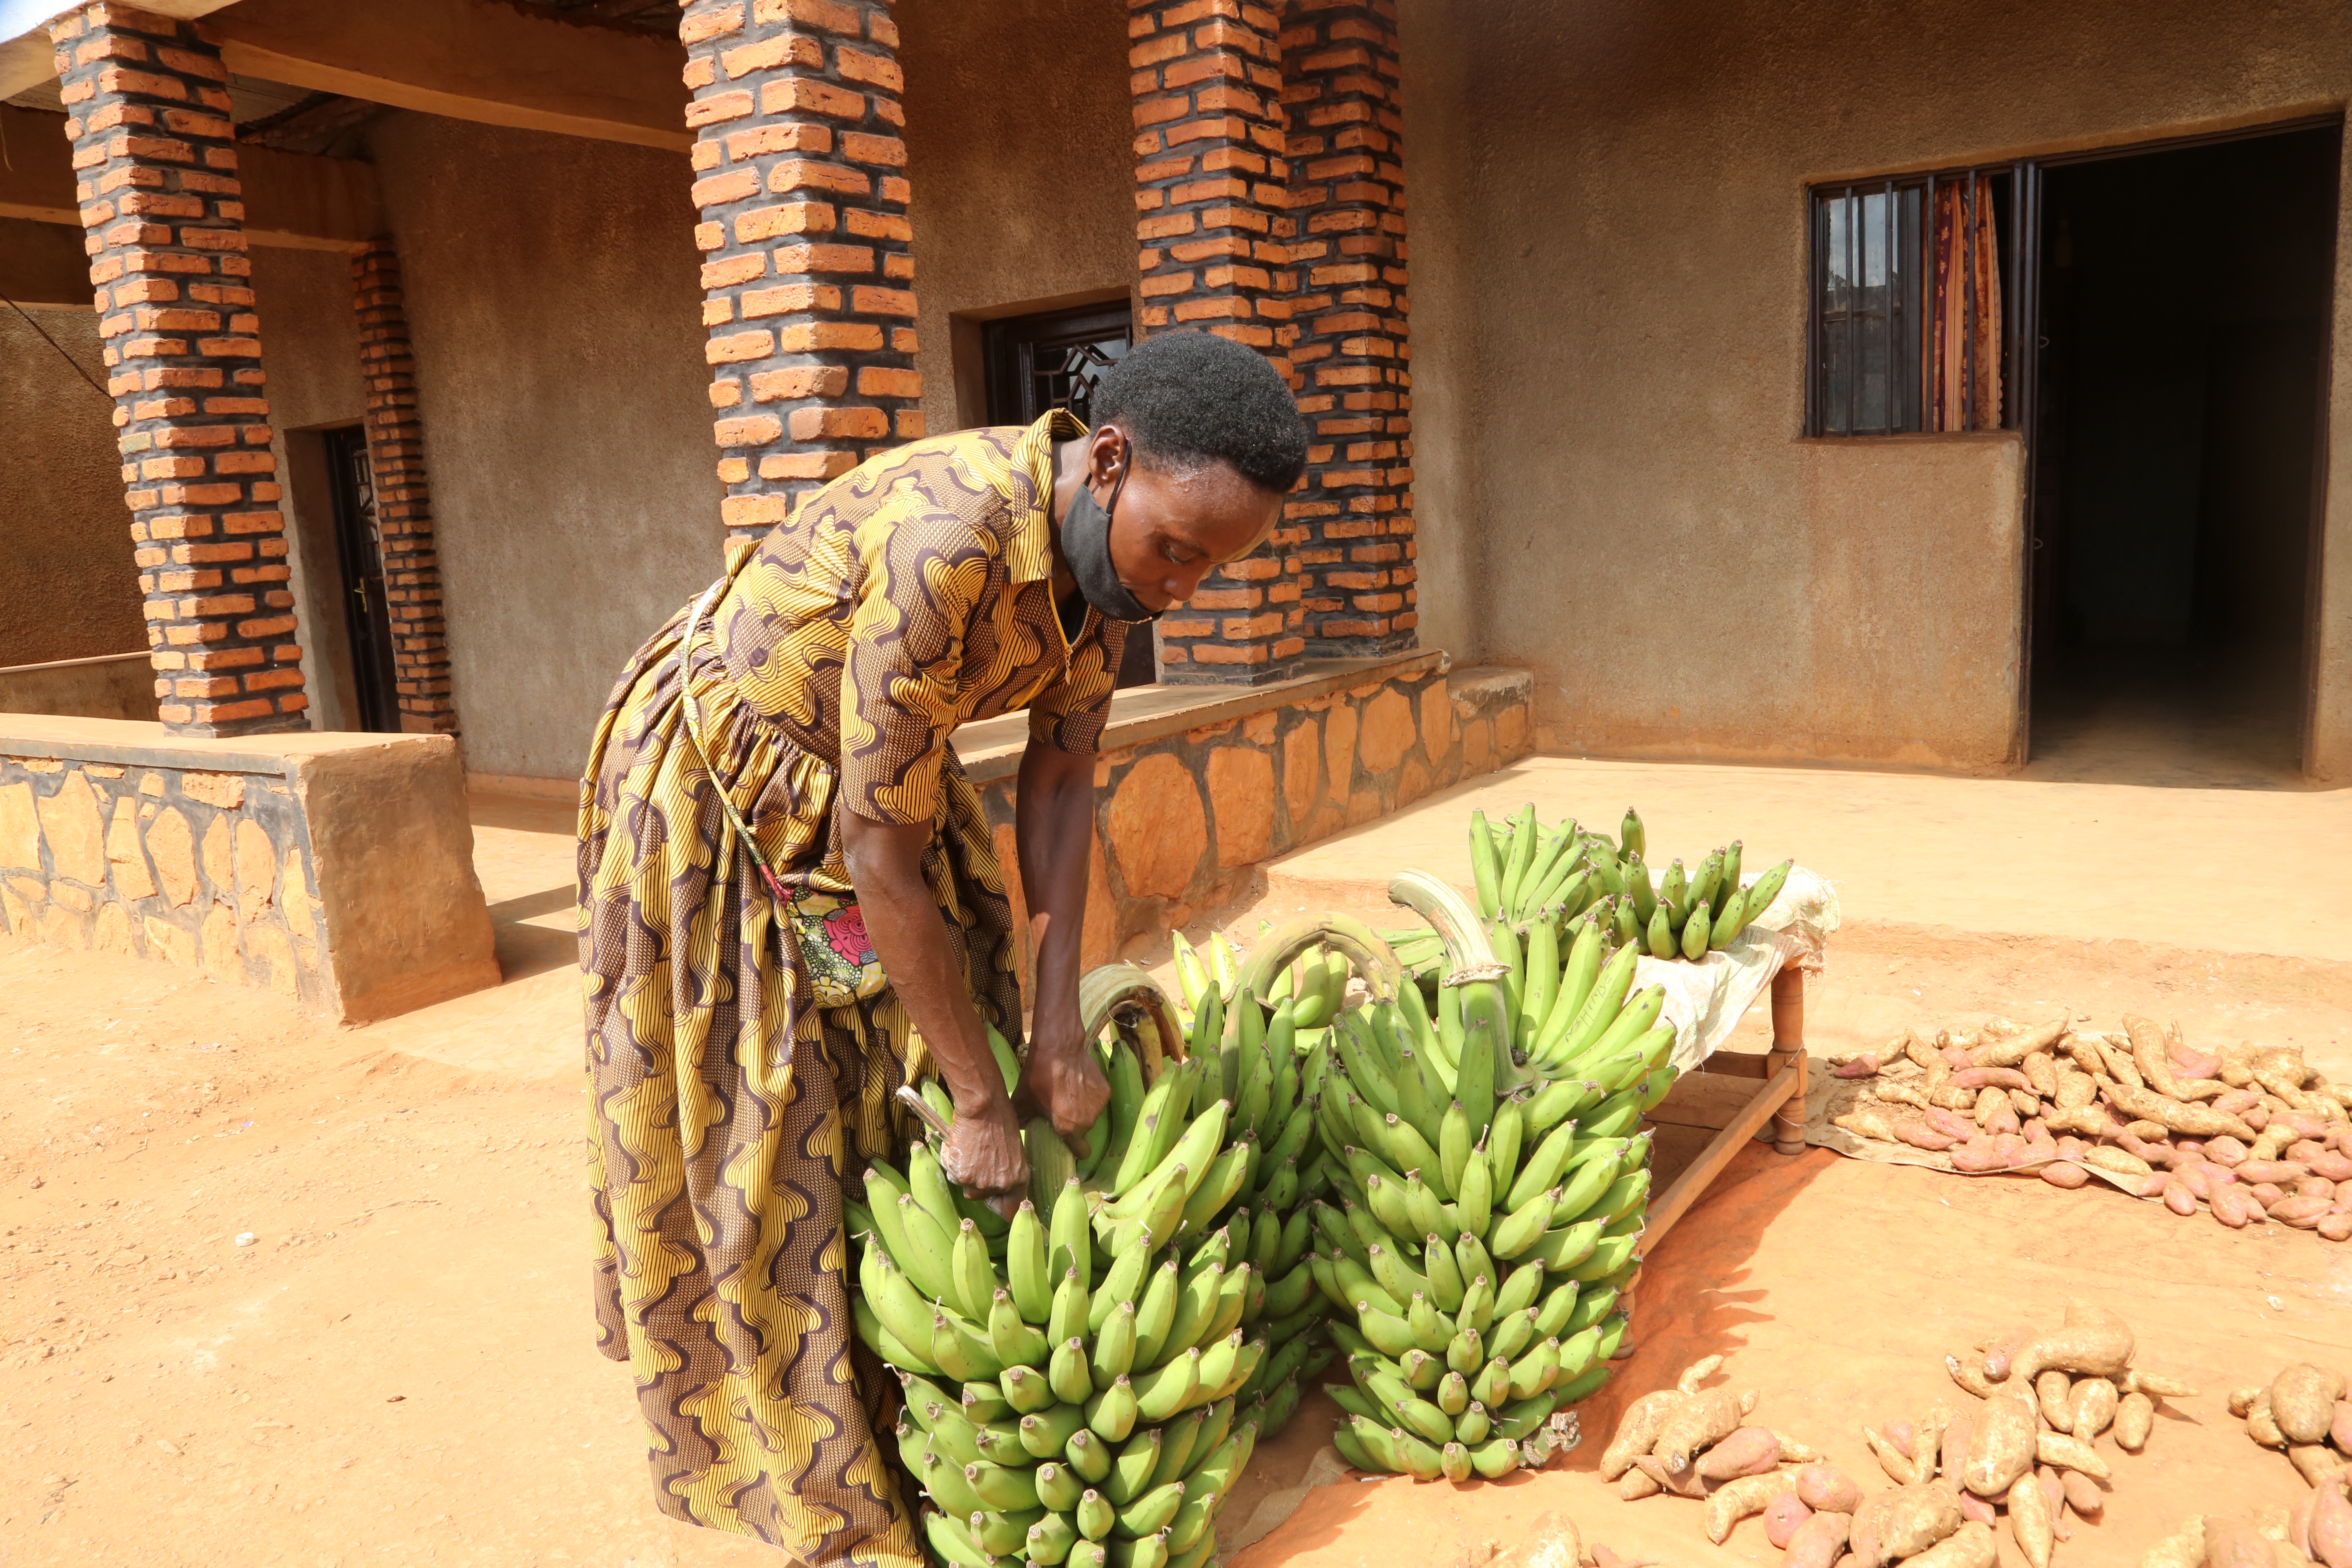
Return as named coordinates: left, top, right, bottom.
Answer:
left=1931, top=182, right=2002, bottom=430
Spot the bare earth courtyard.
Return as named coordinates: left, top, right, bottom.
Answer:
left=4, top=757, right=2350, bottom=1566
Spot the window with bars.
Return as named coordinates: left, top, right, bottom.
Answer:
left=1809, top=168, right=2015, bottom=436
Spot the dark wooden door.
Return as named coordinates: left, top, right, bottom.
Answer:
left=323, top=426, right=401, bottom=732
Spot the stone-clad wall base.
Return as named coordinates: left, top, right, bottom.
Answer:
left=971, top=656, right=1532, bottom=978
left=0, top=716, right=497, bottom=1022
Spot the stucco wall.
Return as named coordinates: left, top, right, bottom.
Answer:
left=1398, top=0, right=2352, bottom=776
left=896, top=0, right=1136, bottom=438
left=363, top=111, right=719, bottom=781
left=0, top=303, right=144, bottom=669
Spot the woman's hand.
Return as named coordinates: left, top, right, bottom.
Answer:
left=1016, top=1020, right=1111, bottom=1155
left=939, top=1087, right=1027, bottom=1208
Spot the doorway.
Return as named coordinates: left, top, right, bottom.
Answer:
left=322, top=425, right=401, bottom=733
left=2027, top=124, right=2340, bottom=782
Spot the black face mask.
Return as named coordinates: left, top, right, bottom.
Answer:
left=1062, top=453, right=1161, bottom=623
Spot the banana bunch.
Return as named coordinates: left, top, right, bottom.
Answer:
left=1386, top=806, right=1792, bottom=978
left=849, top=963, right=1342, bottom=1568
left=1309, top=871, right=1681, bottom=1481
left=1172, top=928, right=1355, bottom=1031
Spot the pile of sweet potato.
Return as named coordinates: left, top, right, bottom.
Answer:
left=2140, top=1504, right=2351, bottom=1567
left=1599, top=1355, right=1873, bottom=1557
left=2232, top=1362, right=2352, bottom=1500
left=1829, top=1016, right=2352, bottom=1239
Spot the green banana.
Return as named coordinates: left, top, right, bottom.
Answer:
left=1679, top=900, right=1711, bottom=959
left=1132, top=1346, right=1200, bottom=1422
left=1019, top=1401, right=1088, bottom=1459
left=1084, top=1374, right=1139, bottom=1442
left=1004, top=1200, right=1051, bottom=1323
left=1090, top=1299, right=1138, bottom=1390
left=1176, top=1138, right=1252, bottom=1234
left=1050, top=1336, right=1094, bottom=1405
left=1744, top=857, right=1792, bottom=920
left=990, top=1289, right=1051, bottom=1369
left=1090, top=1243, right=1151, bottom=1334
left=1106, top=1424, right=1163, bottom=1505
left=964, top=1457, right=1041, bottom=1512
left=1147, top=1405, right=1206, bottom=1491
left=1050, top=1266, right=1091, bottom=1348
left=1049, top=1178, right=1092, bottom=1292
left=1454, top=1269, right=1495, bottom=1333
left=1454, top=1142, right=1493, bottom=1239
left=1362, top=1172, right=1413, bottom=1239
left=1029, top=1509, right=1080, bottom=1564
left=1421, top=1235, right=1465, bottom=1314
left=1074, top=1490, right=1116, bottom=1543
left=1434, top=1369, right=1469, bottom=1416
left=1488, top=1185, right=1559, bottom=1259
left=1131, top=1258, right=1180, bottom=1366
left=923, top=1509, right=989, bottom=1568
left=931, top=1306, right=1006, bottom=1381
left=893, top=1191, right=959, bottom=1306
left=1063, top=1429, right=1110, bottom=1486
left=961, top=1381, right=1011, bottom=1423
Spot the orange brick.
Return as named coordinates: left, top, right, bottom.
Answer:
left=761, top=76, right=864, bottom=119
left=740, top=282, right=842, bottom=316
left=773, top=242, right=874, bottom=274
left=841, top=131, right=906, bottom=166
left=750, top=365, right=851, bottom=401
left=735, top=202, right=835, bottom=241
left=706, top=329, right=774, bottom=364
left=775, top=321, right=884, bottom=352
left=686, top=89, right=756, bottom=128
left=842, top=207, right=912, bottom=241
left=850, top=284, right=916, bottom=317
left=857, top=366, right=922, bottom=399
left=724, top=122, right=832, bottom=160
left=835, top=47, right=902, bottom=94
left=713, top=414, right=784, bottom=446
left=755, top=450, right=859, bottom=481
left=768, top=158, right=871, bottom=197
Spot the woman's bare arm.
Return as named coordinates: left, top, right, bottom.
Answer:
left=1013, top=740, right=1111, bottom=1146
left=840, top=808, right=1026, bottom=1198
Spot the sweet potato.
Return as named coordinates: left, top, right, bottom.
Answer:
left=1832, top=1055, right=1882, bottom=1079
left=2248, top=1181, right=2287, bottom=1208
left=2141, top=1515, right=2207, bottom=1568
left=1864, top=1425, right=1916, bottom=1485
left=1601, top=1388, right=1682, bottom=1480
left=2312, top=1487, right=2352, bottom=1568
left=2273, top=1365, right=2350, bottom=1446
left=2115, top=1390, right=2156, bottom=1452
left=1703, top=1471, right=1792, bottom=1545
left=2211, top=1185, right=2258, bottom=1228
left=2289, top=1444, right=2348, bottom=1488
left=1617, top=1465, right=1661, bottom=1499
left=1773, top=1430, right=1825, bottom=1464
left=2041, top=1160, right=2091, bottom=1189
left=2332, top=1397, right=2352, bottom=1454
left=2070, top=1377, right=2120, bottom=1439
left=2059, top=1466, right=2103, bottom=1518
left=2203, top=1516, right=2283, bottom=1568
left=2036, top=1430, right=2111, bottom=1479
left=1834, top=1104, right=1907, bottom=1142
left=1897, top=1122, right=1964, bottom=1153
left=1631, top=1452, right=1706, bottom=1498
left=2165, top=1180, right=2200, bottom=1216
left=2248, top=1390, right=2288, bottom=1449
left=1941, top=1414, right=1973, bottom=1479
left=2230, top=1386, right=2264, bottom=1417
left=2055, top=1070, right=2099, bottom=1111
left=2238, top=1160, right=2310, bottom=1185
left=2010, top=1301, right=2135, bottom=1384
left=1882, top=1482, right=1966, bottom=1560
left=2322, top=1213, right=2352, bottom=1242
left=1655, top=1386, right=1746, bottom=1474
left=1764, top=1491, right=1813, bottom=1550
left=1782, top=1508, right=1850, bottom=1568
left=1957, top=1492, right=1996, bottom=1526
left=1695, top=1425, right=1781, bottom=1481
left=2084, top=1145, right=2152, bottom=1178
left=2107, top=1081, right=2258, bottom=1140
left=1903, top=1520, right=1995, bottom=1568
left=2312, top=1151, right=2352, bottom=1181
left=1795, top=1463, right=1862, bottom=1512
left=1963, top=1390, right=2039, bottom=1497
left=2034, top=1371, right=2074, bottom=1428
left=2273, top=1195, right=2334, bottom=1228
left=1947, top=1354, right=1995, bottom=1399
left=2009, top=1470, right=2055, bottom=1568
left=1984, top=1097, right=2022, bottom=1138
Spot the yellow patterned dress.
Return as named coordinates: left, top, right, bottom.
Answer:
left=578, top=410, right=1127, bottom=1563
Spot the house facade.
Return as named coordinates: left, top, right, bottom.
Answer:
left=1, top=0, right=2347, bottom=788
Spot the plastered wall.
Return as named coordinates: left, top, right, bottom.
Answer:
left=895, top=0, right=1136, bottom=439
left=0, top=303, right=144, bottom=668
left=1398, top=0, right=2352, bottom=777
left=363, top=112, right=720, bottom=782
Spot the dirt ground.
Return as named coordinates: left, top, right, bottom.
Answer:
left=4, top=764, right=2350, bottom=1566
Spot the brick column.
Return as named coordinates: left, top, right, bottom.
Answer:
left=680, top=0, right=921, bottom=552
left=1128, top=0, right=1307, bottom=686
left=1280, top=0, right=1414, bottom=656
left=352, top=241, right=457, bottom=734
left=50, top=3, right=308, bottom=737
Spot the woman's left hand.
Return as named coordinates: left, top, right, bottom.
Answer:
left=1015, top=1020, right=1111, bottom=1156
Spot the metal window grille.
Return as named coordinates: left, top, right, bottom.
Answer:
left=1807, top=166, right=2020, bottom=436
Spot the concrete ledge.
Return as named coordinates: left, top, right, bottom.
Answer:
left=0, top=715, right=499, bottom=1022
left=0, top=651, right=160, bottom=723
left=968, top=653, right=1535, bottom=973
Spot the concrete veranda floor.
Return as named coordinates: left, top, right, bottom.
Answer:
left=3, top=754, right=2348, bottom=1564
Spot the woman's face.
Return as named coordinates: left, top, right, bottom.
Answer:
left=1090, top=425, right=1284, bottom=615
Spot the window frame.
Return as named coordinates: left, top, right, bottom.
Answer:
left=1805, top=164, right=2025, bottom=438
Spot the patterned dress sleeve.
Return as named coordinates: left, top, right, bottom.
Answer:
left=839, top=498, right=995, bottom=825
left=1028, top=617, right=1131, bottom=756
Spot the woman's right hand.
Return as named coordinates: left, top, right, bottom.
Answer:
left=940, top=1089, right=1028, bottom=1212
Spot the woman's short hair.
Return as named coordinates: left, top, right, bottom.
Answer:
left=1094, top=330, right=1310, bottom=493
